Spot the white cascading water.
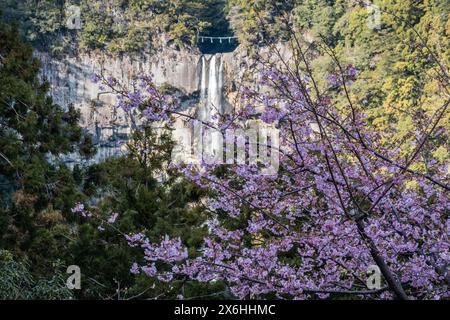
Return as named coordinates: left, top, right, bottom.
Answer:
left=207, top=55, right=222, bottom=117
left=198, top=54, right=223, bottom=161
left=200, top=55, right=208, bottom=101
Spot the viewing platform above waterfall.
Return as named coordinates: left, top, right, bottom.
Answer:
left=197, top=34, right=239, bottom=54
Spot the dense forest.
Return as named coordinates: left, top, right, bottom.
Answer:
left=0, top=0, right=233, bottom=54
left=0, top=0, right=449, bottom=301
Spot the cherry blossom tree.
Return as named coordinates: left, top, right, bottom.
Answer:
left=83, top=17, right=449, bottom=300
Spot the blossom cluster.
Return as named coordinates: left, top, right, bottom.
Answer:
left=71, top=203, right=92, bottom=218
left=92, top=73, right=178, bottom=122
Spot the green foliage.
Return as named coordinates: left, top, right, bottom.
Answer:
left=236, top=0, right=450, bottom=166
left=0, top=0, right=234, bottom=55
left=228, top=0, right=295, bottom=48
left=0, top=21, right=90, bottom=217
left=0, top=0, right=69, bottom=55
left=67, top=126, right=225, bottom=299
left=0, top=250, right=73, bottom=299
left=0, top=20, right=94, bottom=292
left=330, top=0, right=450, bottom=164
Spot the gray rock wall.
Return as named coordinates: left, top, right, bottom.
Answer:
left=37, top=44, right=291, bottom=163
left=37, top=48, right=203, bottom=163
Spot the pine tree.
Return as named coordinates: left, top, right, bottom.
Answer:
left=0, top=21, right=94, bottom=271
left=69, top=126, right=227, bottom=299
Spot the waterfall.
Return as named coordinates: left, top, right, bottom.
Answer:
left=199, top=54, right=223, bottom=122
left=200, top=55, right=207, bottom=100
left=207, top=55, right=221, bottom=117
left=198, top=54, right=224, bottom=161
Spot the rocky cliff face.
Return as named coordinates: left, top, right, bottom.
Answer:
left=38, top=48, right=204, bottom=162
left=37, top=44, right=291, bottom=163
